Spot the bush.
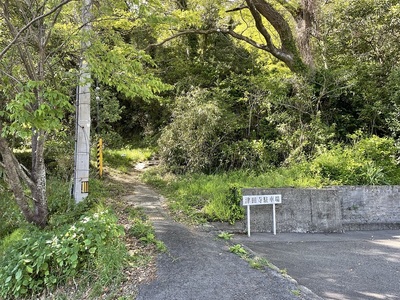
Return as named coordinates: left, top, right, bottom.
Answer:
left=310, top=135, right=400, bottom=185
left=0, top=210, right=124, bottom=299
left=0, top=188, right=24, bottom=239
left=145, top=134, right=400, bottom=225
left=158, top=88, right=235, bottom=174
left=203, top=185, right=244, bottom=224
left=45, top=139, right=75, bottom=181
left=219, top=139, right=271, bottom=172
left=47, top=178, right=75, bottom=216
left=0, top=228, right=27, bottom=255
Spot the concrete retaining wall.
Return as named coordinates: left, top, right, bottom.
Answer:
left=241, top=186, right=400, bottom=233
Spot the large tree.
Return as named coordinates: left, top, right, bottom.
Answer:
left=0, top=0, right=170, bottom=227
left=0, top=0, right=75, bottom=227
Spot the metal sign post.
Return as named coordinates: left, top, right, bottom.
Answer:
left=242, top=194, right=282, bottom=237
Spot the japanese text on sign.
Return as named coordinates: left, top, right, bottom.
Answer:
left=242, top=194, right=282, bottom=206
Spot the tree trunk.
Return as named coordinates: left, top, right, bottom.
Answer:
left=0, top=134, right=48, bottom=227
left=235, top=0, right=317, bottom=74
left=294, top=0, right=316, bottom=70
left=31, top=130, right=48, bottom=227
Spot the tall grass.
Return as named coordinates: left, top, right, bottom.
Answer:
left=143, top=135, right=400, bottom=224
left=103, top=147, right=154, bottom=172
left=142, top=164, right=322, bottom=224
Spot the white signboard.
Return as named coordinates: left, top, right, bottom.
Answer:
left=242, top=194, right=282, bottom=237
left=242, top=194, right=282, bottom=206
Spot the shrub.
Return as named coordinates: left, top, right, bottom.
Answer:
left=47, top=178, right=75, bottom=216
left=203, top=185, right=244, bottom=224
left=44, top=139, right=75, bottom=181
left=158, top=88, right=234, bottom=174
left=0, top=188, right=24, bottom=239
left=0, top=228, right=27, bottom=255
left=0, top=210, right=124, bottom=299
left=310, top=135, right=400, bottom=185
left=219, top=139, right=270, bottom=172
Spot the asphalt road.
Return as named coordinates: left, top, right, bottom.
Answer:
left=128, top=183, right=321, bottom=300
left=126, top=175, right=399, bottom=300
left=234, top=231, right=400, bottom=300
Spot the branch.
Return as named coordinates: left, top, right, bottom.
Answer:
left=245, top=0, right=275, bottom=50
left=247, top=0, right=296, bottom=52
left=43, top=4, right=64, bottom=48
left=226, top=5, right=248, bottom=13
left=0, top=0, right=76, bottom=61
left=145, top=29, right=225, bottom=50
left=0, top=67, right=22, bottom=85
left=0, top=134, right=35, bottom=197
left=145, top=27, right=272, bottom=52
left=145, top=27, right=271, bottom=54
left=225, top=29, right=270, bottom=51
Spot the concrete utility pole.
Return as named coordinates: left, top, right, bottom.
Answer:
left=73, top=0, right=92, bottom=203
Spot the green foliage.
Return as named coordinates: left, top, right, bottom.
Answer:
left=86, top=231, right=128, bottom=296
left=320, top=0, right=400, bottom=136
left=92, top=87, right=124, bottom=141
left=0, top=210, right=124, bottom=299
left=103, top=147, right=154, bottom=172
left=248, top=257, right=273, bottom=270
left=142, top=170, right=211, bottom=223
left=229, top=244, right=247, bottom=258
left=129, top=218, right=153, bottom=241
left=128, top=210, right=167, bottom=252
left=0, top=228, right=27, bottom=255
left=386, top=67, right=400, bottom=137
left=203, top=185, right=244, bottom=224
left=158, top=88, right=232, bottom=173
left=2, top=81, right=73, bottom=139
left=310, top=135, right=400, bottom=185
left=45, top=178, right=103, bottom=230
left=219, top=139, right=271, bottom=172
left=229, top=243, right=276, bottom=272
left=291, top=289, right=301, bottom=296
left=0, top=176, right=75, bottom=240
left=146, top=135, right=400, bottom=223
left=45, top=139, right=75, bottom=181
left=87, top=40, right=171, bottom=100
left=142, top=165, right=323, bottom=224
left=46, top=179, right=75, bottom=216
left=0, top=188, right=24, bottom=239
left=217, top=232, right=233, bottom=240
left=260, top=74, right=336, bottom=164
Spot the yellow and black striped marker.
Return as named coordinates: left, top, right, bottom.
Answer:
left=97, top=138, right=103, bottom=178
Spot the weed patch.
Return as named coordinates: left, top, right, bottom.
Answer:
left=0, top=211, right=124, bottom=299
left=229, top=244, right=248, bottom=258
left=144, top=135, right=400, bottom=224
left=104, top=148, right=154, bottom=172
left=128, top=214, right=167, bottom=252
left=217, top=232, right=234, bottom=240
